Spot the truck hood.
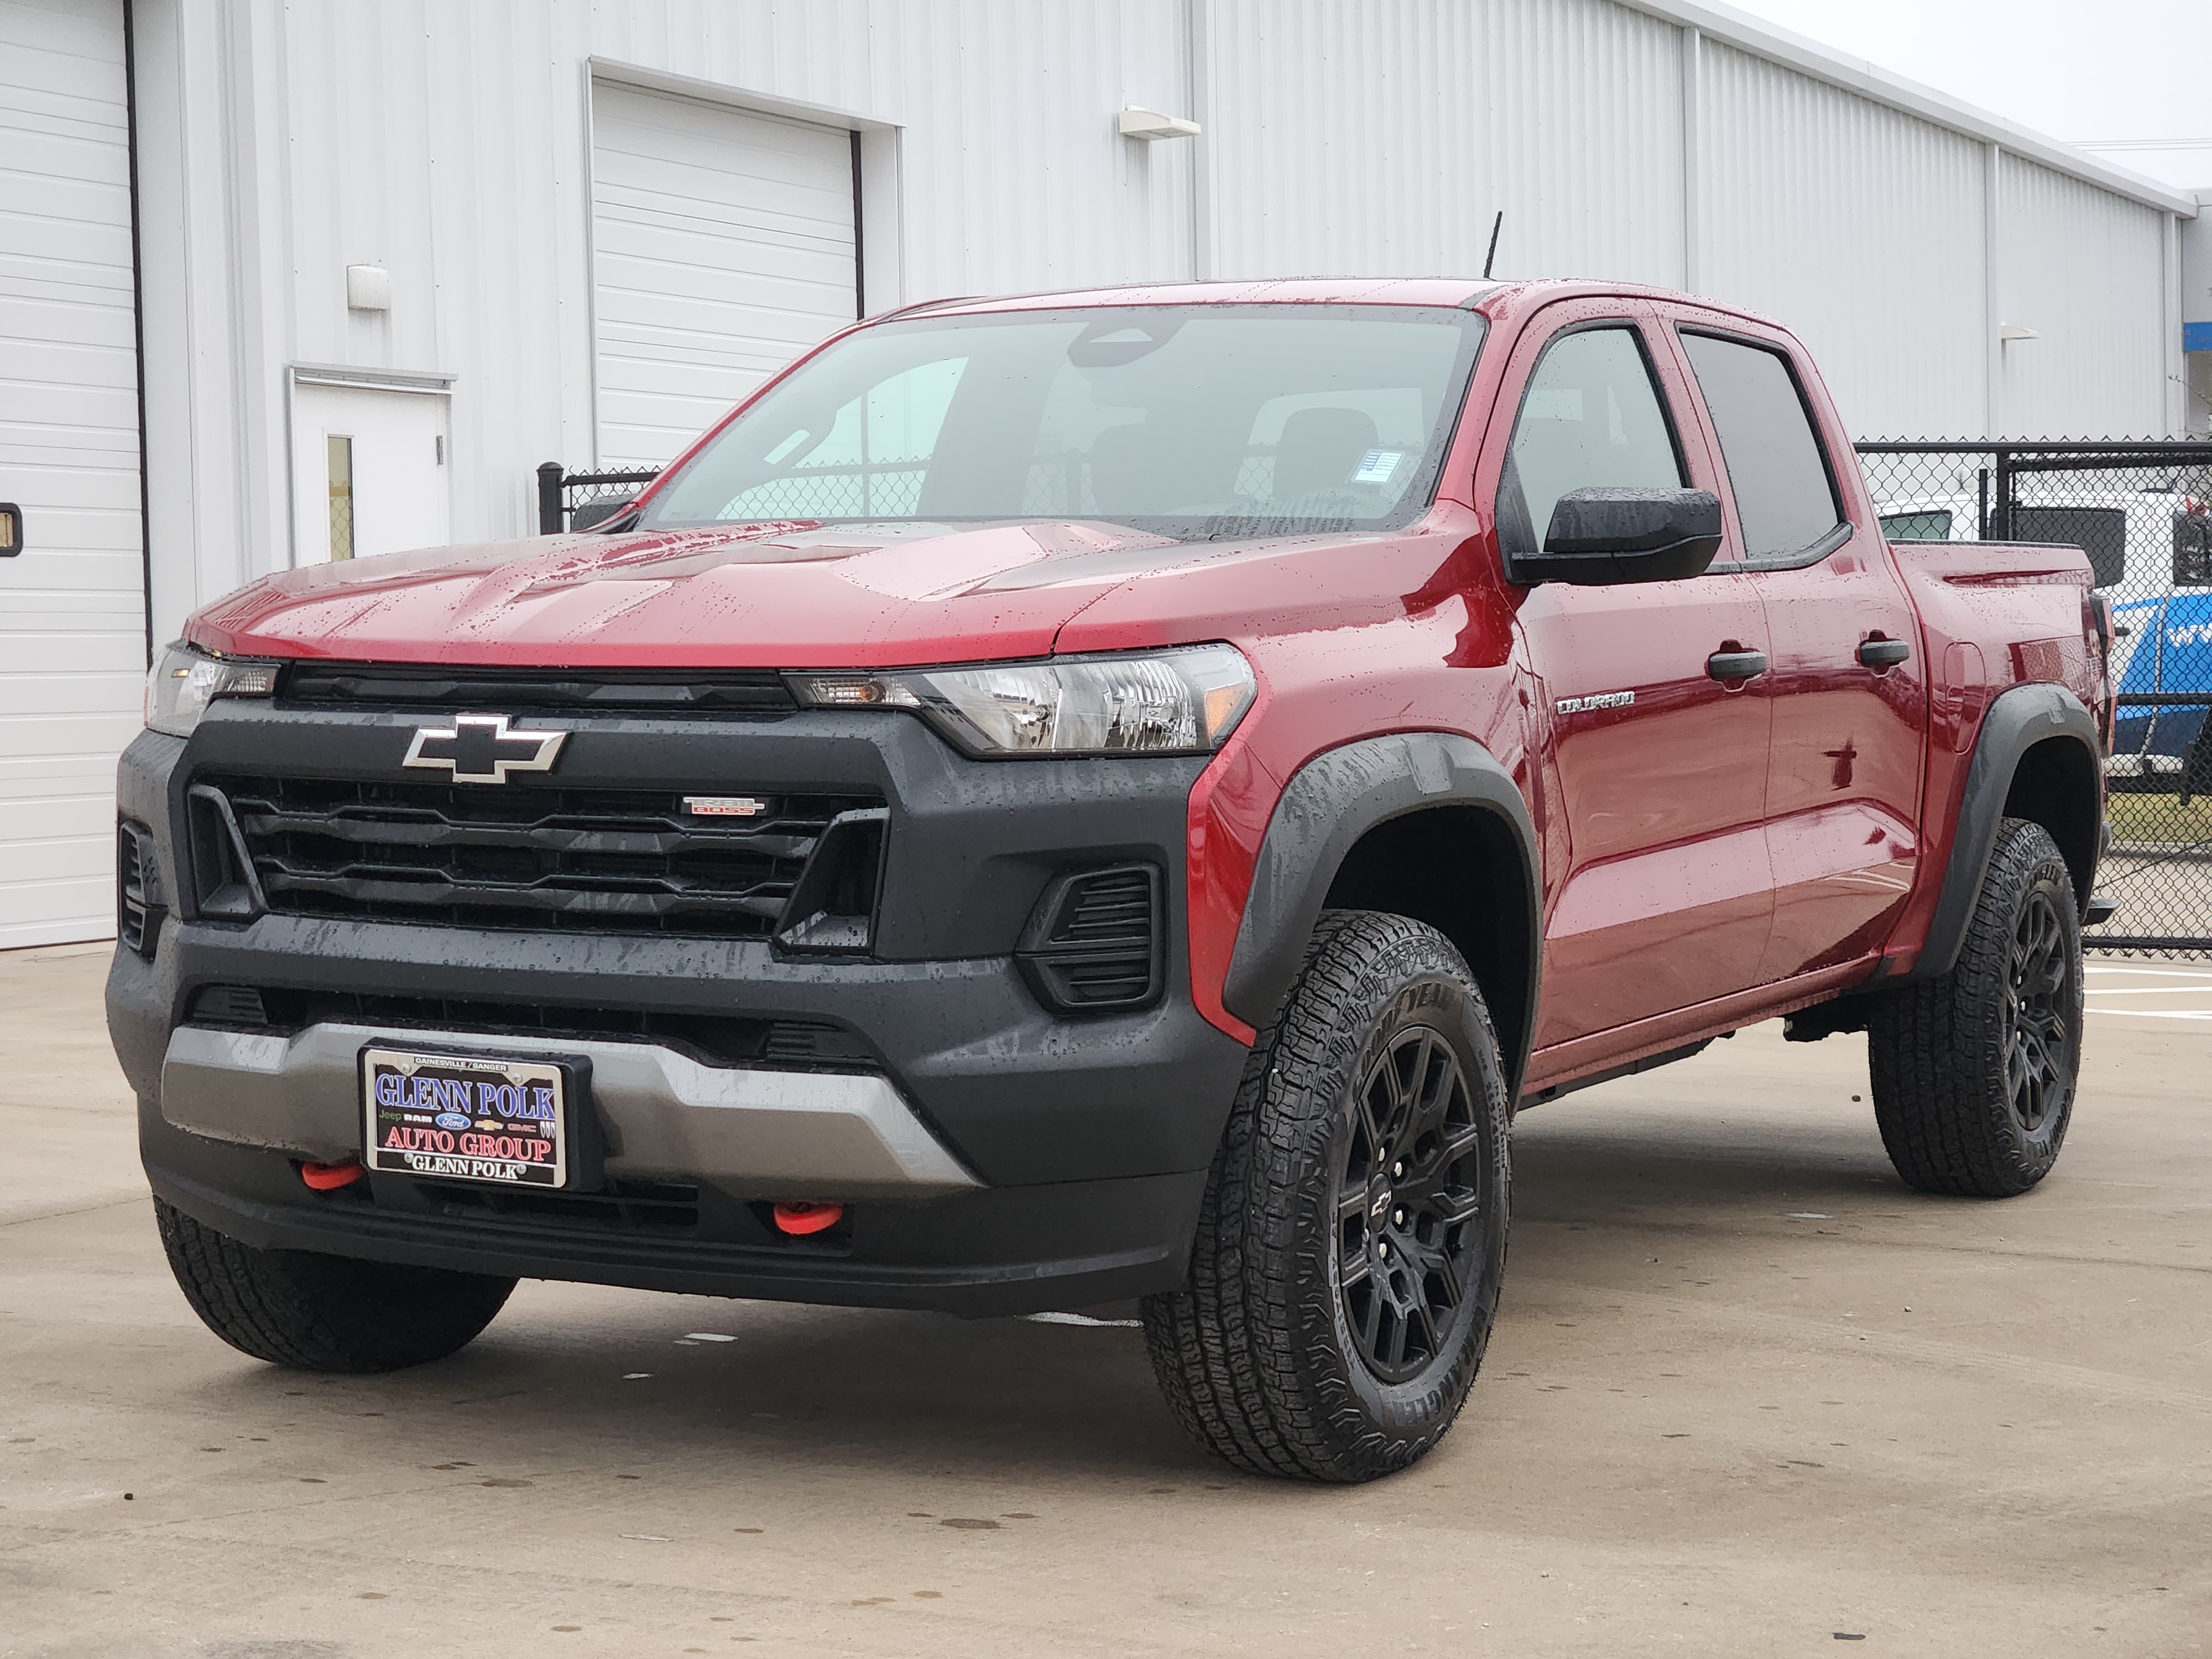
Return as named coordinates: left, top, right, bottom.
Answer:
left=185, top=519, right=1254, bottom=669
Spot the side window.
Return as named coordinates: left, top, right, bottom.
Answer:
left=1498, top=326, right=1684, bottom=559
left=1679, top=333, right=1843, bottom=562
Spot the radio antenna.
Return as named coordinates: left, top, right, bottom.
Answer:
left=1483, top=211, right=1504, bottom=280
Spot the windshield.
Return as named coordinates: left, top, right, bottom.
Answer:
left=638, top=304, right=1487, bottom=540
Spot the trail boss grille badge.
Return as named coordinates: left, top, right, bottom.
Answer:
left=684, top=795, right=766, bottom=818
left=400, top=713, right=568, bottom=784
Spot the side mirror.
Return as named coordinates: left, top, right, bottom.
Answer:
left=0, top=502, right=20, bottom=557
left=1516, top=487, right=1722, bottom=586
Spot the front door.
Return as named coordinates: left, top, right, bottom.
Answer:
left=1660, top=313, right=1925, bottom=980
left=289, top=381, right=451, bottom=565
left=1494, top=302, right=1776, bottom=1049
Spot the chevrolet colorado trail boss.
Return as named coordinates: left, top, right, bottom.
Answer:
left=111, top=279, right=2112, bottom=1483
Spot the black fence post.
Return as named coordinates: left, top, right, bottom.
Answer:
left=536, top=462, right=566, bottom=535
left=1992, top=447, right=2013, bottom=541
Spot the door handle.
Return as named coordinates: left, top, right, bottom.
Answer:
left=1706, top=649, right=1768, bottom=682
left=1857, top=637, right=1912, bottom=669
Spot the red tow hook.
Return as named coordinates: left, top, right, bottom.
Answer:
left=771, top=1201, right=844, bottom=1237
left=299, top=1160, right=367, bottom=1191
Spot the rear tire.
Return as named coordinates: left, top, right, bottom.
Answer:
left=1141, top=910, right=1511, bottom=1482
left=156, top=1198, right=516, bottom=1372
left=1866, top=818, right=2084, bottom=1197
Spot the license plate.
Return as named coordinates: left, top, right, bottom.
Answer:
left=362, top=1045, right=572, bottom=1188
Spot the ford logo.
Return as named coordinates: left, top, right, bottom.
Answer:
left=435, top=1111, right=471, bottom=1131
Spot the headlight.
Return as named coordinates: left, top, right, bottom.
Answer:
left=788, top=645, right=1256, bottom=758
left=145, top=642, right=280, bottom=738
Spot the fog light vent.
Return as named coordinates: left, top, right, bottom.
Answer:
left=117, top=822, right=165, bottom=958
left=1018, top=863, right=1163, bottom=1015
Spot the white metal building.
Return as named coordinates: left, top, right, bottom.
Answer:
left=1, top=0, right=2205, bottom=947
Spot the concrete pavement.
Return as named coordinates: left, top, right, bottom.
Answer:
left=2, top=942, right=2207, bottom=1658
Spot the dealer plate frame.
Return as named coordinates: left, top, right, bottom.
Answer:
left=360, top=1042, right=588, bottom=1191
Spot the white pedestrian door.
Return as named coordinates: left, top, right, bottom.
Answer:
left=0, top=0, right=142, bottom=948
left=590, top=80, right=859, bottom=470
left=289, top=382, right=451, bottom=565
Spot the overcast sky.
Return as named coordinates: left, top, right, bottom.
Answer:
left=1718, top=0, right=2211, bottom=191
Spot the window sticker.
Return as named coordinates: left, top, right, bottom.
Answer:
left=1353, top=448, right=1405, bottom=484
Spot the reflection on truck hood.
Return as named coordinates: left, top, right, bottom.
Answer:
left=182, top=518, right=1319, bottom=668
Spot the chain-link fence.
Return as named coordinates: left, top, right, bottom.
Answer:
left=1856, top=440, right=2212, bottom=956
left=535, top=463, right=661, bottom=534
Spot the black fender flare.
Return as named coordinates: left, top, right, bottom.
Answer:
left=1911, top=681, right=2102, bottom=982
left=1222, top=733, right=1542, bottom=1089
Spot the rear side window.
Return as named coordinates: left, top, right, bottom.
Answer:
left=1498, top=326, right=1684, bottom=559
left=1681, top=332, right=1843, bottom=562
left=1880, top=509, right=1953, bottom=541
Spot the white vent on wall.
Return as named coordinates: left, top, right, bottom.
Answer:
left=346, top=265, right=392, bottom=312
left=1117, top=108, right=1201, bottom=141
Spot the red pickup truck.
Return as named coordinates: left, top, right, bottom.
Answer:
left=111, top=278, right=2111, bottom=1483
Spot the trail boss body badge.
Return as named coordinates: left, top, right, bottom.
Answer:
left=400, top=713, right=567, bottom=783
left=1554, top=691, right=1636, bottom=716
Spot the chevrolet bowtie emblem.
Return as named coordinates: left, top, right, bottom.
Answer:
left=400, top=713, right=568, bottom=784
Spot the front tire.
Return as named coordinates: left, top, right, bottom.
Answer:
left=1867, top=817, right=2084, bottom=1197
left=157, top=1198, right=517, bottom=1372
left=1141, top=910, right=1511, bottom=1482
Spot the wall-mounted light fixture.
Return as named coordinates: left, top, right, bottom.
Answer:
left=346, top=265, right=392, bottom=312
left=1118, top=108, right=1201, bottom=141
left=1998, top=323, right=2040, bottom=342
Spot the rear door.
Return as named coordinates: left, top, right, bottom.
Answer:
left=1657, top=308, right=1926, bottom=980
left=1493, top=300, right=1776, bottom=1047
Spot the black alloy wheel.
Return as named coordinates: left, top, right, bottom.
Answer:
left=1141, top=910, right=1511, bottom=1481
left=2003, top=886, right=2074, bottom=1136
left=1336, top=1025, right=1486, bottom=1384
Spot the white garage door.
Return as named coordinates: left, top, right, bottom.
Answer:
left=0, top=0, right=142, bottom=949
left=591, top=81, right=859, bottom=469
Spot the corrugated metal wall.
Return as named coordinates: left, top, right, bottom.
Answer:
left=1694, top=38, right=1989, bottom=441
left=130, top=0, right=2193, bottom=655
left=1996, top=153, right=2169, bottom=438
left=1198, top=0, right=1686, bottom=288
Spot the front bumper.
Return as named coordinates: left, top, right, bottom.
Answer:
left=109, top=702, right=1250, bottom=1315
left=160, top=1021, right=977, bottom=1197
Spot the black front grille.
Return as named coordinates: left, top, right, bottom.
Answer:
left=280, top=661, right=797, bottom=716
left=204, top=776, right=881, bottom=940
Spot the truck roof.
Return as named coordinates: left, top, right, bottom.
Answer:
left=897, top=276, right=1793, bottom=335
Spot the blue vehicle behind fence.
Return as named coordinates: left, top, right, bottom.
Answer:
left=2112, top=589, right=2212, bottom=787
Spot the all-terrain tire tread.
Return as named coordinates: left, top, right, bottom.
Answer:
left=1141, top=910, right=1509, bottom=1482
left=1866, top=817, right=2079, bottom=1198
left=155, top=1198, right=514, bottom=1373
